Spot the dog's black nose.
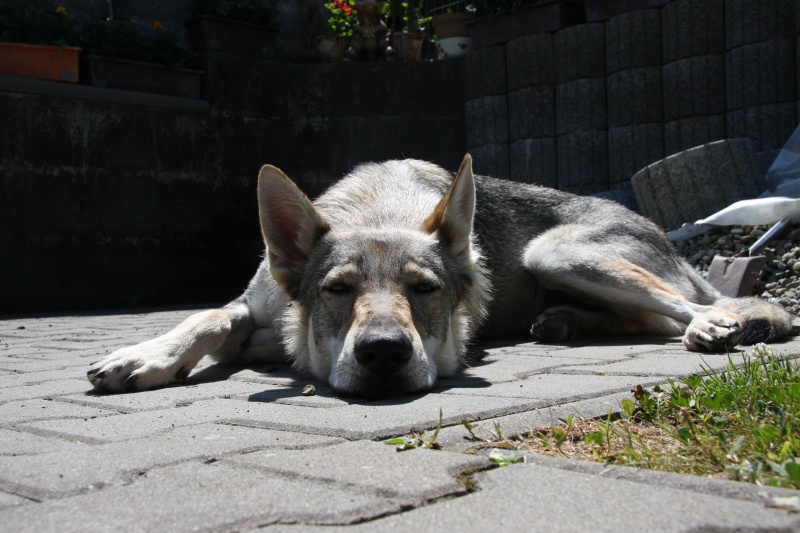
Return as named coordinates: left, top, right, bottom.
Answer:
left=355, top=337, right=412, bottom=374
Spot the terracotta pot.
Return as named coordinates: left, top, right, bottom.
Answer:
left=431, top=12, right=473, bottom=39
left=0, top=42, right=81, bottom=83
left=315, top=35, right=351, bottom=62
left=186, top=15, right=279, bottom=58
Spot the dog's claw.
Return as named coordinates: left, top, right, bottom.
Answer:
left=530, top=308, right=576, bottom=342
left=683, top=311, right=741, bottom=352
left=123, top=373, right=138, bottom=391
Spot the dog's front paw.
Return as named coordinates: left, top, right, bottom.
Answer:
left=683, top=311, right=742, bottom=352
left=530, top=307, right=576, bottom=342
left=87, top=344, right=190, bottom=393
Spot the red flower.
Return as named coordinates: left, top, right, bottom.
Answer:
left=334, top=0, right=353, bottom=15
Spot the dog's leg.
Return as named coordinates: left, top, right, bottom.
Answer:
left=523, top=227, right=745, bottom=351
left=87, top=301, right=253, bottom=392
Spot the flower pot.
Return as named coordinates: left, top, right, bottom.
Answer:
left=392, top=32, right=425, bottom=61
left=186, top=15, right=279, bottom=58
left=0, top=42, right=81, bottom=83
left=316, top=35, right=351, bottom=62
left=81, top=55, right=204, bottom=99
left=436, top=37, right=471, bottom=59
left=432, top=12, right=473, bottom=39
left=469, top=0, right=585, bottom=49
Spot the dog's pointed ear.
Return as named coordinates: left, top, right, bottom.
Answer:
left=421, top=154, right=476, bottom=258
left=258, top=165, right=329, bottom=291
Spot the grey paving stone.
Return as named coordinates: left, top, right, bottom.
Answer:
left=22, top=394, right=543, bottom=442
left=0, top=379, right=92, bottom=404
left=320, top=462, right=800, bottom=532
left=0, top=428, right=89, bottom=456
left=444, top=352, right=612, bottom=385
left=0, top=491, right=31, bottom=510
left=0, top=423, right=340, bottom=498
left=558, top=350, right=741, bottom=377
left=436, top=391, right=633, bottom=446
left=0, top=398, right=118, bottom=424
left=228, top=440, right=490, bottom=500
left=62, top=379, right=278, bottom=413
left=0, top=356, right=92, bottom=373
left=0, top=461, right=397, bottom=532
left=442, top=373, right=665, bottom=402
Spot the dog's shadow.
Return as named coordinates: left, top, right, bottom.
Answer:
left=182, top=335, right=701, bottom=404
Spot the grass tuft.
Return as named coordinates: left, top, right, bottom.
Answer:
left=493, top=345, right=800, bottom=489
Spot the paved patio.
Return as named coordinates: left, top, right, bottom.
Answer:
left=2, top=307, right=800, bottom=532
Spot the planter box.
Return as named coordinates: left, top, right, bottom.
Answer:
left=81, top=55, right=203, bottom=99
left=585, top=0, right=674, bottom=22
left=469, top=1, right=585, bottom=49
left=0, top=42, right=81, bottom=83
left=187, top=15, right=278, bottom=58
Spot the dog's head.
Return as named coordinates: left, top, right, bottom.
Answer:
left=257, top=156, right=487, bottom=396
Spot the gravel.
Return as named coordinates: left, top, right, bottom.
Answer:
left=674, top=223, right=800, bottom=316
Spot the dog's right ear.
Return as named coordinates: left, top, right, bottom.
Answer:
left=258, top=165, right=329, bottom=292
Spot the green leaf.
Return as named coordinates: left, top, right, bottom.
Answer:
left=675, top=426, right=693, bottom=444
left=784, top=460, right=800, bottom=483
left=620, top=398, right=636, bottom=418
left=728, top=435, right=746, bottom=454
left=585, top=431, right=604, bottom=446
left=489, top=447, right=523, bottom=467
left=552, top=426, right=565, bottom=446
left=684, top=374, right=703, bottom=390
left=758, top=425, right=781, bottom=443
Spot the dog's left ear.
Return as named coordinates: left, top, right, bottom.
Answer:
left=258, top=165, right=329, bottom=292
left=421, top=154, right=476, bottom=259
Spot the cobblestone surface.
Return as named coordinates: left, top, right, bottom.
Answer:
left=2, top=308, right=800, bottom=532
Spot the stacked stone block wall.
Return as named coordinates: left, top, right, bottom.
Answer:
left=465, top=0, right=798, bottom=197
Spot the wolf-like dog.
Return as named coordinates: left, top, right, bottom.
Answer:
left=88, top=155, right=794, bottom=395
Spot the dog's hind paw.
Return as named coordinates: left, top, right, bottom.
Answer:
left=683, top=311, right=742, bottom=352
left=530, top=307, right=576, bottom=342
left=87, top=344, right=189, bottom=393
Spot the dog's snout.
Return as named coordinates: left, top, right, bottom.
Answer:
left=355, top=336, right=412, bottom=374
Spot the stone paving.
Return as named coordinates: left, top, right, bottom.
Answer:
left=2, top=308, right=800, bottom=532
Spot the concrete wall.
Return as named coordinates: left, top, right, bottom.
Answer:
left=464, top=0, right=799, bottom=197
left=0, top=57, right=465, bottom=314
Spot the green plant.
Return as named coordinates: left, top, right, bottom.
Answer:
left=0, top=0, right=74, bottom=46
left=470, top=0, right=543, bottom=18
left=383, top=0, right=431, bottom=33
left=323, top=0, right=357, bottom=37
left=386, top=408, right=443, bottom=451
left=507, top=346, right=800, bottom=490
left=185, top=0, right=277, bottom=27
left=74, top=18, right=197, bottom=69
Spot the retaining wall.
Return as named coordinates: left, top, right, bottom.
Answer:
left=464, top=0, right=799, bottom=196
